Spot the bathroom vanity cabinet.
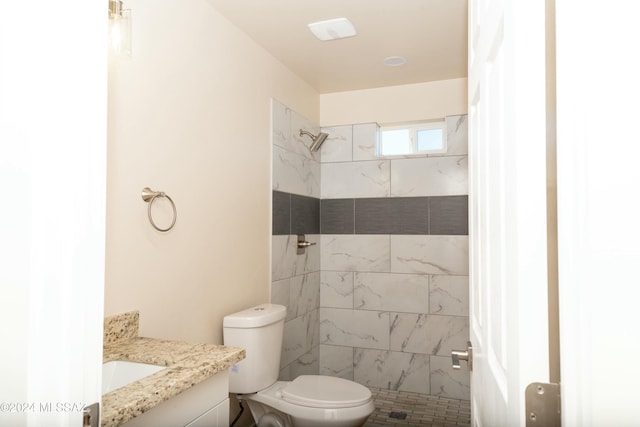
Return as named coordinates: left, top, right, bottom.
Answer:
left=121, top=371, right=230, bottom=427
left=102, top=311, right=244, bottom=427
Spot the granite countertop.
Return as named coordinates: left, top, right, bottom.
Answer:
left=102, top=312, right=245, bottom=427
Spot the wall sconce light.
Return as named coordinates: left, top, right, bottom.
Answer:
left=108, top=0, right=131, bottom=57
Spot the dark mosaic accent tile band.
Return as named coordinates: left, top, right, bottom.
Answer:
left=355, top=197, right=429, bottom=234
left=272, top=190, right=290, bottom=235
left=429, top=196, right=468, bottom=235
left=322, top=196, right=467, bottom=236
left=321, top=199, right=354, bottom=234
left=291, top=194, right=320, bottom=235
left=274, top=191, right=468, bottom=236
left=354, top=198, right=392, bottom=234
left=273, top=190, right=320, bottom=235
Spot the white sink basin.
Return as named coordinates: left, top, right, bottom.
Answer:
left=102, top=360, right=165, bottom=395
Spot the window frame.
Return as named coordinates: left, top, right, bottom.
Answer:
left=377, top=120, right=447, bottom=157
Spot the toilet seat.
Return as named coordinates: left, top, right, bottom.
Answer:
left=281, top=375, right=372, bottom=409
left=249, top=380, right=375, bottom=427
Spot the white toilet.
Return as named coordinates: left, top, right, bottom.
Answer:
left=223, top=303, right=374, bottom=427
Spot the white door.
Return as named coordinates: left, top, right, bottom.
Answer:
left=0, top=1, right=107, bottom=426
left=467, top=1, right=550, bottom=426
left=555, top=1, right=640, bottom=426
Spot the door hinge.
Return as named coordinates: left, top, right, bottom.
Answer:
left=83, top=402, right=99, bottom=427
left=525, top=382, right=560, bottom=427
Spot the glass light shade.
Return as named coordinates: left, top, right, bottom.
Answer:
left=109, top=7, right=131, bottom=57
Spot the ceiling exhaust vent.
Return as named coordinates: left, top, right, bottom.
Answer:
left=307, top=17, right=357, bottom=41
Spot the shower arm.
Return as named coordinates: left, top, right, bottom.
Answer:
left=299, top=129, right=316, bottom=139
left=299, top=129, right=328, bottom=152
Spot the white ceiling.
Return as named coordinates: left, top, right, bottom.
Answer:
left=206, top=0, right=468, bottom=94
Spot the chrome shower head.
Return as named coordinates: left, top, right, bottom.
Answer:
left=299, top=129, right=329, bottom=152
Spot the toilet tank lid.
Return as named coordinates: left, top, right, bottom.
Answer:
left=223, top=304, right=286, bottom=328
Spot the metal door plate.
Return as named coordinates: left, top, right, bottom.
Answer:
left=525, top=382, right=560, bottom=427
left=83, top=402, right=99, bottom=427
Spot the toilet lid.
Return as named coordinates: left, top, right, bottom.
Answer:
left=281, top=375, right=372, bottom=409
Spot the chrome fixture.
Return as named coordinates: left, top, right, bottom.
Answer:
left=296, top=234, right=316, bottom=255
left=109, top=0, right=132, bottom=56
left=299, top=129, right=329, bottom=152
left=525, top=382, right=561, bottom=427
left=451, top=341, right=473, bottom=371
left=141, top=187, right=177, bottom=232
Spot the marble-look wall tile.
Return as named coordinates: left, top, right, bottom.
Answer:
left=353, top=123, right=379, bottom=161
left=390, top=156, right=468, bottom=197
left=298, top=234, right=320, bottom=275
left=273, top=106, right=469, bottom=396
left=290, top=272, right=320, bottom=319
left=354, top=273, right=429, bottom=313
left=390, top=313, right=429, bottom=354
left=279, top=365, right=291, bottom=381
left=281, top=309, right=319, bottom=368
left=272, top=234, right=320, bottom=281
left=320, top=345, right=354, bottom=380
left=273, top=145, right=321, bottom=198
left=321, top=160, right=390, bottom=198
left=281, top=315, right=307, bottom=368
left=320, top=271, right=354, bottom=308
left=272, top=235, right=296, bottom=281
left=430, top=115, right=467, bottom=157
left=289, top=346, right=320, bottom=379
left=320, top=308, right=389, bottom=350
left=354, top=349, right=429, bottom=394
left=390, top=235, right=469, bottom=275
left=272, top=102, right=323, bottom=379
left=291, top=109, right=321, bottom=162
left=306, top=309, right=320, bottom=350
left=271, top=278, right=291, bottom=317
left=430, top=275, right=469, bottom=316
left=321, top=235, right=390, bottom=272
left=272, top=99, right=291, bottom=151
left=430, top=355, right=470, bottom=400
left=421, top=315, right=468, bottom=356
left=320, top=125, right=353, bottom=163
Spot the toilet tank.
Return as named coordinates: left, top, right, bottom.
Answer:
left=223, top=303, right=286, bottom=394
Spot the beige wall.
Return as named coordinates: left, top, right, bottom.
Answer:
left=319, top=78, right=467, bottom=126
left=105, top=0, right=318, bottom=344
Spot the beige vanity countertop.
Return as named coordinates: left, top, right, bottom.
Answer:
left=101, top=337, right=245, bottom=427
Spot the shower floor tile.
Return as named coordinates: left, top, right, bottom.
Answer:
left=364, top=388, right=471, bottom=427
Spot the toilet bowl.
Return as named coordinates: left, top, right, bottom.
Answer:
left=244, top=376, right=374, bottom=427
left=223, top=304, right=374, bottom=427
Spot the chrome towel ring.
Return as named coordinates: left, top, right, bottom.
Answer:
left=141, top=187, right=177, bottom=232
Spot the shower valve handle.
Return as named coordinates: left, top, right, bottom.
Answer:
left=296, top=234, right=316, bottom=255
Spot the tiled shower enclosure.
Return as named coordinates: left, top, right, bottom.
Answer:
left=271, top=99, right=470, bottom=400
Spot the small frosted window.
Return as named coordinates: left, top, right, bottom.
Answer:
left=378, top=120, right=446, bottom=157
left=380, top=129, right=411, bottom=156
left=417, top=128, right=443, bottom=152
